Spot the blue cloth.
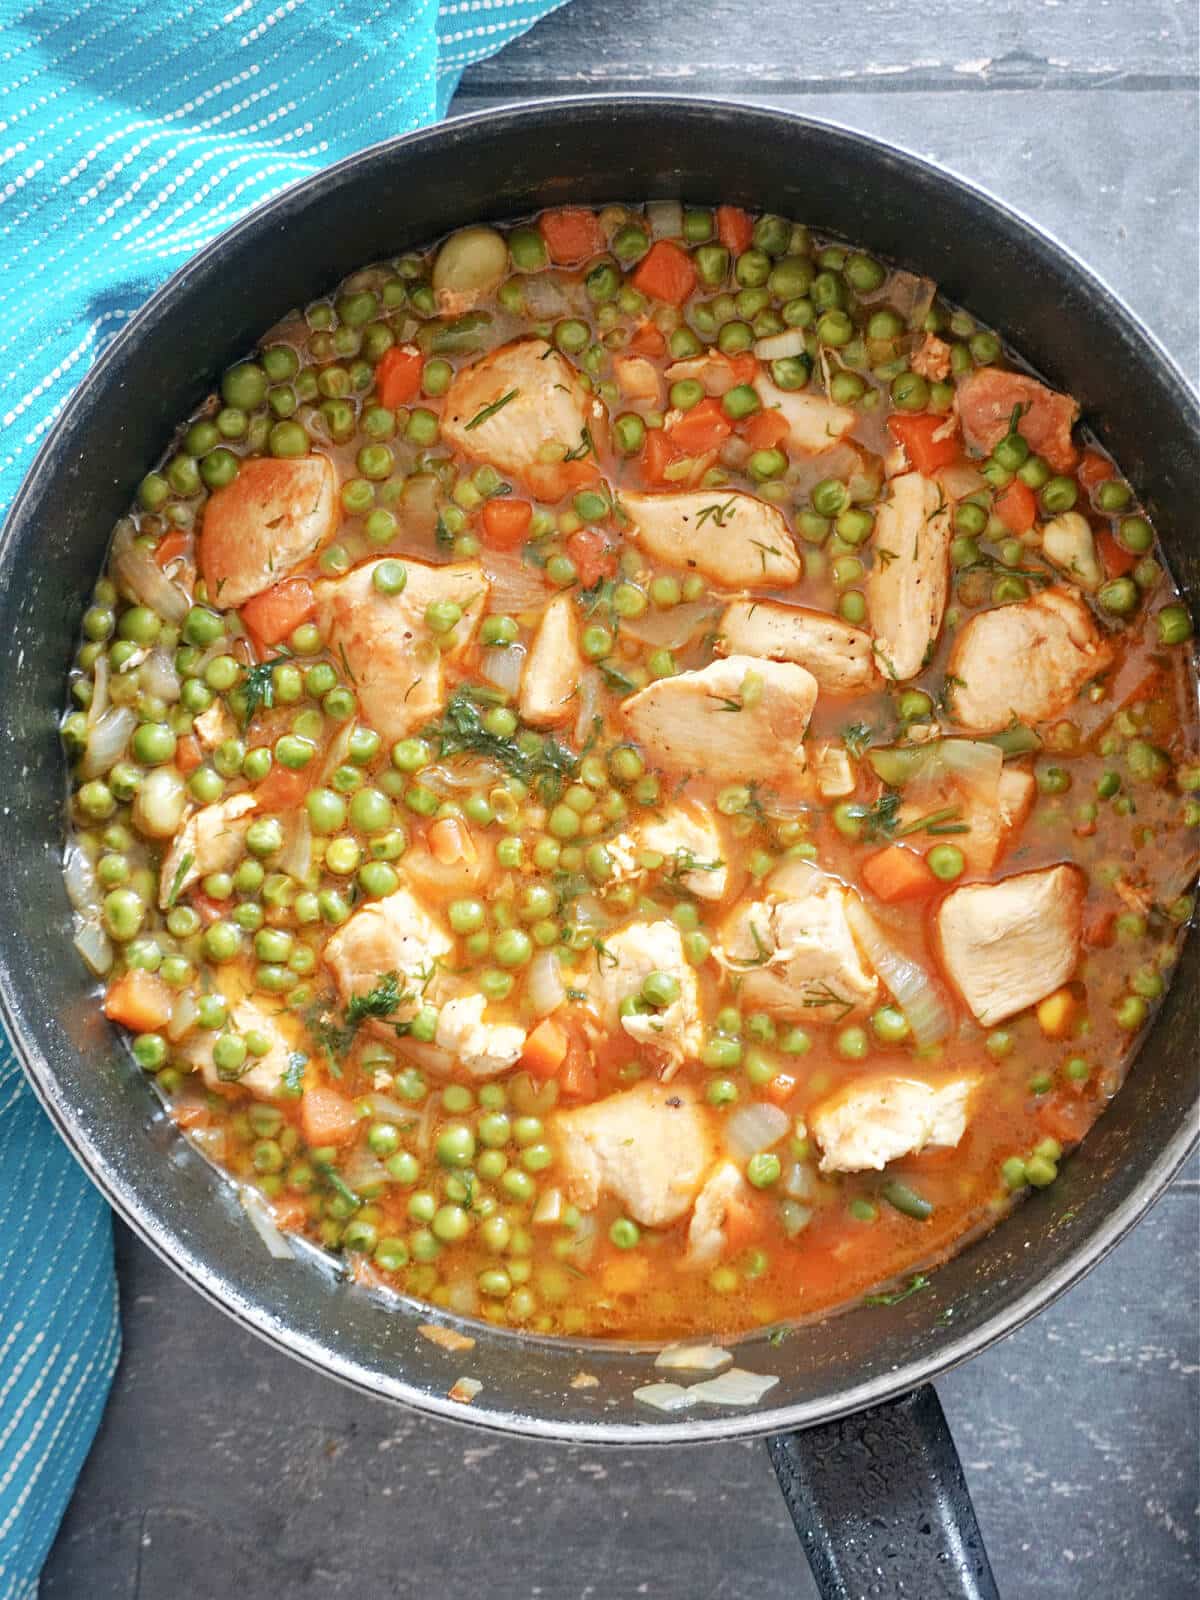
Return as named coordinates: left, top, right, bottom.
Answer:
left=0, top=3, right=566, bottom=1592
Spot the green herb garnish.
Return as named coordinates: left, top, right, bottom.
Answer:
left=464, top=389, right=519, bottom=430
left=864, top=1273, right=931, bottom=1307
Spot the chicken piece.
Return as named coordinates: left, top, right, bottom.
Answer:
left=686, top=1161, right=750, bottom=1267
left=998, top=764, right=1036, bottom=843
left=322, top=887, right=453, bottom=1021
left=895, top=740, right=1034, bottom=874
left=440, top=337, right=603, bottom=502
left=957, top=368, right=1080, bottom=475
left=157, top=793, right=255, bottom=908
left=664, top=351, right=742, bottom=396
left=186, top=994, right=305, bottom=1101
left=519, top=591, right=583, bottom=728
left=717, top=600, right=879, bottom=694
left=554, top=1080, right=715, bottom=1227
left=315, top=557, right=487, bottom=746
left=434, top=994, right=525, bottom=1080
left=192, top=698, right=236, bottom=752
left=910, top=333, right=952, bottom=382
left=935, top=864, right=1085, bottom=1026
left=590, top=919, right=704, bottom=1072
left=199, top=455, right=338, bottom=609
left=719, top=860, right=879, bottom=1022
left=636, top=802, right=728, bottom=902
left=867, top=471, right=952, bottom=682
left=621, top=655, right=817, bottom=792
left=618, top=489, right=801, bottom=589
left=613, top=354, right=664, bottom=406
left=756, top=375, right=856, bottom=453
left=945, top=586, right=1113, bottom=733
left=1041, top=511, right=1102, bottom=592
left=810, top=1074, right=978, bottom=1174
left=813, top=743, right=856, bottom=799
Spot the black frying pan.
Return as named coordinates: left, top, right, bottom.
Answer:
left=2, top=98, right=1197, bottom=1600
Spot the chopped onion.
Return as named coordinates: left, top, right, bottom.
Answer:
left=240, top=1187, right=294, bottom=1259
left=89, top=653, right=110, bottom=721
left=753, top=329, right=808, bottom=362
left=79, top=706, right=137, bottom=780
left=573, top=669, right=601, bottom=747
left=724, top=1101, right=790, bottom=1160
left=646, top=200, right=683, bottom=239
left=936, top=738, right=1003, bottom=802
left=111, top=518, right=190, bottom=624
left=523, top=272, right=573, bottom=320
left=689, top=1368, right=779, bottom=1407
left=423, top=757, right=503, bottom=792
left=633, top=1381, right=696, bottom=1413
left=526, top=948, right=566, bottom=1019
left=780, top=1200, right=813, bottom=1237
left=64, top=844, right=101, bottom=917
left=363, top=1092, right=417, bottom=1122
left=444, top=1280, right=480, bottom=1318
left=166, top=990, right=197, bottom=1044
left=188, top=1124, right=228, bottom=1163
left=566, top=1210, right=597, bottom=1266
left=73, top=922, right=113, bottom=976
left=140, top=646, right=181, bottom=703
left=480, top=642, right=525, bottom=698
left=342, top=1147, right=390, bottom=1193
left=619, top=600, right=714, bottom=651
left=484, top=549, right=553, bottom=615
left=532, top=1186, right=564, bottom=1226
left=655, top=1343, right=733, bottom=1375
left=277, top=813, right=312, bottom=880
left=937, top=460, right=986, bottom=501
left=845, top=897, right=954, bottom=1050
left=783, top=1160, right=817, bottom=1202
left=132, top=767, right=188, bottom=838
left=788, top=442, right=863, bottom=501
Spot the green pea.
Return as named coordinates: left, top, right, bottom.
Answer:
left=202, top=921, right=241, bottom=962
left=493, top=928, right=532, bottom=968
left=721, top=383, right=760, bottom=421
left=1098, top=577, right=1139, bottom=615
left=131, top=723, right=176, bottom=767
left=811, top=477, right=848, bottom=518
left=890, top=371, right=930, bottom=411
left=245, top=817, right=284, bottom=857
left=871, top=1005, right=911, bottom=1044
left=1157, top=604, right=1192, bottom=645
left=350, top=787, right=393, bottom=833
left=836, top=1025, right=869, bottom=1060
left=927, top=843, right=965, bottom=881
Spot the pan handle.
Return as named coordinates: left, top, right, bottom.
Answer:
left=766, top=1384, right=1000, bottom=1600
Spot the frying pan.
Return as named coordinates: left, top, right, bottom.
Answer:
left=2, top=98, right=1196, bottom=1600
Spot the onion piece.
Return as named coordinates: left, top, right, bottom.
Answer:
left=64, top=844, right=102, bottom=916
left=619, top=600, right=715, bottom=651
left=484, top=549, right=553, bottom=615
left=724, top=1101, right=790, bottom=1161
left=444, top=1281, right=480, bottom=1318
left=566, top=1210, right=597, bottom=1266
left=633, top=1381, right=696, bottom=1413
left=277, top=813, right=312, bottom=880
left=845, top=897, right=954, bottom=1049
left=937, top=460, right=986, bottom=501
left=532, top=1187, right=564, bottom=1226
left=526, top=947, right=566, bottom=1019
left=110, top=518, right=191, bottom=624
left=655, top=1343, right=733, bottom=1375
left=689, top=1368, right=779, bottom=1407
left=522, top=272, right=573, bottom=320
left=363, top=1092, right=419, bottom=1122
left=646, top=200, right=684, bottom=239
left=88, top=653, right=110, bottom=722
left=480, top=642, right=525, bottom=698
left=239, top=1186, right=295, bottom=1259
left=783, top=1160, right=817, bottom=1202
left=188, top=1124, right=228, bottom=1163
left=753, top=329, right=808, bottom=362
left=166, top=990, right=197, bottom=1044
left=573, top=668, right=601, bottom=747
left=79, top=706, right=137, bottom=780
left=342, top=1147, right=390, bottom=1193
left=140, top=646, right=181, bottom=703
left=73, top=922, right=113, bottom=976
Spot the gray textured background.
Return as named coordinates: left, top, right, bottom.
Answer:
left=42, top=2, right=1199, bottom=1594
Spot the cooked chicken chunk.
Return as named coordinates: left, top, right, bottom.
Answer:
left=895, top=740, right=1035, bottom=873
left=199, top=456, right=338, bottom=609
left=664, top=351, right=742, bottom=396
left=811, top=1074, right=978, bottom=1174
left=192, top=699, right=236, bottom=753
left=946, top=587, right=1114, bottom=733
left=157, top=794, right=255, bottom=908
left=322, top=887, right=453, bottom=1020
left=719, top=860, right=879, bottom=1022
left=619, top=489, right=801, bottom=589
left=935, top=864, right=1085, bottom=1026
left=1041, top=511, right=1102, bottom=592
left=756, top=375, right=855, bottom=453
left=813, top=743, right=856, bottom=799
left=717, top=600, right=879, bottom=694
left=636, top=802, right=728, bottom=902
left=187, top=994, right=305, bottom=1101
left=590, top=919, right=704, bottom=1071
left=440, top=338, right=602, bottom=502
left=315, top=558, right=487, bottom=746
left=613, top=354, right=664, bottom=405
left=910, top=333, right=952, bottom=382
left=519, top=591, right=583, bottom=728
left=867, top=471, right=952, bottom=681
left=554, top=1080, right=715, bottom=1227
left=434, top=994, right=525, bottom=1079
left=957, top=368, right=1080, bottom=475
left=686, top=1161, right=749, bottom=1267
left=621, top=656, right=818, bottom=792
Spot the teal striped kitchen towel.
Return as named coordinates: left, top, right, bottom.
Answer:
left=0, top=3, right=567, bottom=1593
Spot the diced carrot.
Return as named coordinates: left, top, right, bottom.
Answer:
left=1038, top=1093, right=1093, bottom=1146
left=480, top=497, right=533, bottom=551
left=1036, top=987, right=1078, bottom=1040
left=300, top=1085, right=360, bottom=1148
left=715, top=205, right=754, bottom=255
left=861, top=844, right=938, bottom=904
left=374, top=344, right=423, bottom=409
left=665, top=395, right=732, bottom=454
left=539, top=207, right=606, bottom=265
left=993, top=478, right=1037, bottom=535
left=174, top=734, right=202, bottom=776
left=104, top=969, right=174, bottom=1033
left=1078, top=450, right=1113, bottom=489
left=1097, top=527, right=1137, bottom=579
left=253, top=763, right=310, bottom=811
left=566, top=526, right=617, bottom=588
left=631, top=239, right=697, bottom=308
left=629, top=319, right=667, bottom=358
left=428, top=815, right=475, bottom=866
left=742, top=408, right=790, bottom=451
left=558, top=1027, right=597, bottom=1099
left=240, top=578, right=316, bottom=651
left=153, top=528, right=189, bottom=569
left=726, top=351, right=759, bottom=386
left=601, top=1253, right=651, bottom=1296
left=1083, top=908, right=1116, bottom=948
left=521, top=1018, right=570, bottom=1080
left=762, top=1072, right=797, bottom=1106
left=639, top=426, right=683, bottom=486
left=722, top=1193, right=760, bottom=1252
left=887, top=412, right=960, bottom=475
